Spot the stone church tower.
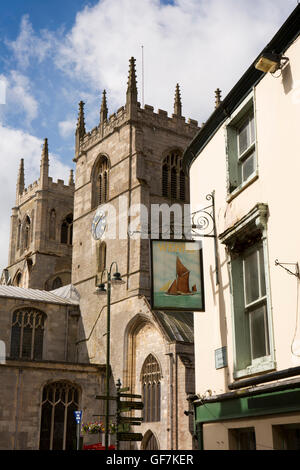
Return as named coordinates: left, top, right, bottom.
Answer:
left=4, top=139, right=74, bottom=290
left=1, top=57, right=199, bottom=450
left=73, top=57, right=199, bottom=450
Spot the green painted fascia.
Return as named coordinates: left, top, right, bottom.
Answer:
left=195, top=388, right=300, bottom=424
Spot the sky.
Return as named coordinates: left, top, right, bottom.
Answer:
left=0, top=0, right=297, bottom=272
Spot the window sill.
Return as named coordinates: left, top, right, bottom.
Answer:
left=227, top=172, right=258, bottom=203
left=233, top=358, right=276, bottom=380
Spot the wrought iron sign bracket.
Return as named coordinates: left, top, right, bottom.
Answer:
left=275, top=260, right=300, bottom=279
left=191, top=191, right=219, bottom=285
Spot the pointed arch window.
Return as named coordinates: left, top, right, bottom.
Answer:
left=52, top=277, right=62, bottom=290
left=92, top=156, right=109, bottom=209
left=141, top=354, right=161, bottom=423
left=161, top=150, right=187, bottom=201
left=39, top=381, right=79, bottom=450
left=10, top=308, right=46, bottom=360
left=61, top=214, right=73, bottom=245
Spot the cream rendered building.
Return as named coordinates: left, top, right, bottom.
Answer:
left=184, top=6, right=300, bottom=450
left=0, top=58, right=198, bottom=450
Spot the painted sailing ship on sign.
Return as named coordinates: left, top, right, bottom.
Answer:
left=166, top=256, right=197, bottom=296
left=151, top=240, right=205, bottom=312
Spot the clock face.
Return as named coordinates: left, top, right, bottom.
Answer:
left=92, top=208, right=107, bottom=240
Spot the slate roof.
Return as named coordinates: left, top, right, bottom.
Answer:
left=154, top=310, right=194, bottom=343
left=0, top=285, right=79, bottom=306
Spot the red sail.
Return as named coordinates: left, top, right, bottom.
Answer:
left=192, top=285, right=197, bottom=292
left=177, top=271, right=190, bottom=294
left=176, top=257, right=191, bottom=294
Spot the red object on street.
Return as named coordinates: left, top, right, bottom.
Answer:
left=83, top=442, right=115, bottom=450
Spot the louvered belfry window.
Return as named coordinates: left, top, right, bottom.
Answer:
left=10, top=308, right=46, bottom=360
left=161, top=151, right=186, bottom=201
left=141, top=354, right=161, bottom=422
left=92, top=156, right=109, bottom=209
left=39, top=381, right=79, bottom=450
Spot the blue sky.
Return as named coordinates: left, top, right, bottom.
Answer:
left=0, top=0, right=297, bottom=270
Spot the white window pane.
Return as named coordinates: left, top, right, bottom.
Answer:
left=250, top=304, right=269, bottom=359
left=238, top=121, right=249, bottom=155
left=242, top=152, right=255, bottom=182
left=259, top=246, right=266, bottom=297
left=250, top=115, right=255, bottom=144
left=244, top=250, right=259, bottom=304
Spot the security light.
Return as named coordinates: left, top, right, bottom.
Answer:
left=255, top=52, right=288, bottom=74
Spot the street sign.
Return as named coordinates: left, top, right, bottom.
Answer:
left=95, top=395, right=117, bottom=400
left=119, top=393, right=142, bottom=399
left=119, top=401, right=144, bottom=410
left=117, top=432, right=143, bottom=442
left=74, top=410, right=82, bottom=424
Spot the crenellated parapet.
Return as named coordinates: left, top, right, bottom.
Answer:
left=75, top=57, right=199, bottom=157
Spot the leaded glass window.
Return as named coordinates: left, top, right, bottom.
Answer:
left=10, top=308, right=46, bottom=360
left=39, top=381, right=79, bottom=450
left=141, top=354, right=161, bottom=422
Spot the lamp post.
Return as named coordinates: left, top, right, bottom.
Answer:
left=94, top=262, right=125, bottom=450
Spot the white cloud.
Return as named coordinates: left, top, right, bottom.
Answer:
left=0, top=125, right=71, bottom=272
left=58, top=118, right=76, bottom=138
left=0, top=71, right=38, bottom=125
left=6, top=14, right=55, bottom=69
left=55, top=0, right=296, bottom=122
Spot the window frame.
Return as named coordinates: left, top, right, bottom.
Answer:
left=225, top=92, right=258, bottom=200
left=220, top=204, right=275, bottom=379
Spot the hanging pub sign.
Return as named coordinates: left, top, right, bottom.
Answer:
left=150, top=240, right=205, bottom=312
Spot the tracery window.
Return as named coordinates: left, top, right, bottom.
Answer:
left=92, top=156, right=109, bottom=209
left=10, top=308, right=46, bottom=360
left=61, top=214, right=73, bottom=245
left=39, top=381, right=79, bottom=450
left=161, top=150, right=186, bottom=201
left=141, top=354, right=161, bottom=422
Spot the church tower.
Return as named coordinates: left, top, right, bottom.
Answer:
left=73, top=58, right=199, bottom=450
left=4, top=139, right=75, bottom=290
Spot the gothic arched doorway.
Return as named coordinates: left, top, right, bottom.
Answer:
left=39, top=381, right=80, bottom=450
left=141, top=430, right=159, bottom=450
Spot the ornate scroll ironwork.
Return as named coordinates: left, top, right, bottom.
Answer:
left=191, top=192, right=219, bottom=285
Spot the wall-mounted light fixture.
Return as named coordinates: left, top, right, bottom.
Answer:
left=255, top=52, right=289, bottom=74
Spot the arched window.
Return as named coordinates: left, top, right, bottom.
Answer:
left=61, top=214, right=73, bottom=245
left=39, top=381, right=79, bottom=450
left=92, top=156, right=109, bottom=209
left=141, top=354, right=161, bottom=422
left=49, top=209, right=56, bottom=240
left=23, top=216, right=31, bottom=251
left=15, top=272, right=22, bottom=287
left=10, top=308, right=46, bottom=360
left=97, top=241, right=106, bottom=273
left=161, top=150, right=187, bottom=201
left=52, top=277, right=62, bottom=290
